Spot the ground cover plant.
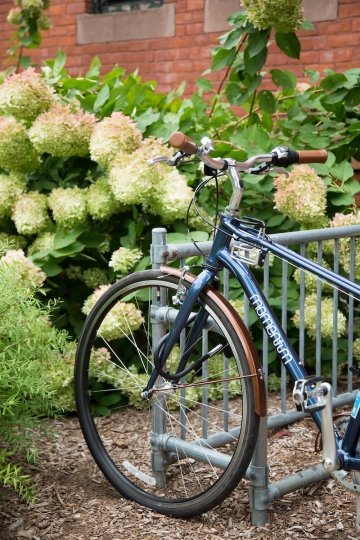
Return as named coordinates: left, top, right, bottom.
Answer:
left=0, top=248, right=74, bottom=501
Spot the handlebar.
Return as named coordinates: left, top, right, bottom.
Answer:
left=169, top=131, right=328, bottom=171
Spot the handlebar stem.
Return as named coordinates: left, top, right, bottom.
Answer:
left=196, top=144, right=244, bottom=216
left=223, top=160, right=244, bottom=216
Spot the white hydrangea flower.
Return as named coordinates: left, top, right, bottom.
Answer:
left=187, top=205, right=214, bottom=233
left=330, top=211, right=360, bottom=280
left=0, top=172, right=26, bottom=218
left=229, top=298, right=244, bottom=318
left=65, top=265, right=82, bottom=280
left=0, top=68, right=55, bottom=123
left=7, top=7, right=22, bottom=25
left=0, top=249, right=46, bottom=289
left=0, top=117, right=40, bottom=172
left=27, top=231, right=55, bottom=256
left=148, top=168, right=194, bottom=223
left=19, top=0, right=44, bottom=17
left=353, top=338, right=360, bottom=362
left=109, top=247, right=142, bottom=275
left=12, top=191, right=50, bottom=235
left=108, top=137, right=172, bottom=206
left=242, top=0, right=303, bottom=32
left=90, top=112, right=142, bottom=167
left=48, top=187, right=88, bottom=229
left=293, top=261, right=333, bottom=294
left=274, top=165, right=327, bottom=227
left=82, top=285, right=144, bottom=341
left=292, top=293, right=346, bottom=340
left=82, top=268, right=108, bottom=289
left=29, top=103, right=96, bottom=157
left=87, top=176, right=121, bottom=221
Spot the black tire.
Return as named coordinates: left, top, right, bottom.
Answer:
left=74, top=270, right=259, bottom=517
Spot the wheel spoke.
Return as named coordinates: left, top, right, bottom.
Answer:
left=75, top=271, right=259, bottom=517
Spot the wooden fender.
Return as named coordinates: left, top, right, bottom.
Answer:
left=160, top=266, right=267, bottom=417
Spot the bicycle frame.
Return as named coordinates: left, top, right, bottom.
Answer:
left=147, top=211, right=360, bottom=472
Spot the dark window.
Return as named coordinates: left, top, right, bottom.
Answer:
left=92, top=0, right=163, bottom=14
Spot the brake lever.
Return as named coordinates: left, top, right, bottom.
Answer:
left=148, top=150, right=185, bottom=167
left=249, top=163, right=289, bottom=177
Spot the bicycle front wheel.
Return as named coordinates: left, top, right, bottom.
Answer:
left=74, top=269, right=259, bottom=517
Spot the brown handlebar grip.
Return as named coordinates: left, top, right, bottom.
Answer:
left=297, top=150, right=328, bottom=164
left=169, top=131, right=198, bottom=155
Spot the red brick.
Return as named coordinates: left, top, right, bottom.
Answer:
left=68, top=2, right=87, bottom=14
left=350, top=47, right=360, bottom=60
left=320, top=20, right=352, bottom=34
left=292, top=36, right=328, bottom=51
left=300, top=51, right=321, bottom=64
left=328, top=33, right=360, bottom=48
left=320, top=48, right=353, bottom=63
left=186, top=0, right=204, bottom=10
left=185, top=23, right=204, bottom=35
left=48, top=4, right=71, bottom=16
left=49, top=25, right=76, bottom=37
left=339, top=4, right=360, bottom=17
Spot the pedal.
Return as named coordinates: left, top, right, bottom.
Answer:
left=293, top=377, right=326, bottom=413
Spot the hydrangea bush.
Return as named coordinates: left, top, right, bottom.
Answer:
left=0, top=0, right=359, bottom=414
left=0, top=64, right=198, bottom=343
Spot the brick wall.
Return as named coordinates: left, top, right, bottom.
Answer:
left=0, top=0, right=359, bottom=93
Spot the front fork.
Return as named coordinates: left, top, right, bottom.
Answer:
left=143, top=268, right=216, bottom=395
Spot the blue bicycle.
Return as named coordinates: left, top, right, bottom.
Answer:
left=74, top=132, right=360, bottom=518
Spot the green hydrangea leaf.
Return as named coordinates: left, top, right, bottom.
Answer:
left=270, top=69, right=297, bottom=89
left=275, top=32, right=301, bottom=59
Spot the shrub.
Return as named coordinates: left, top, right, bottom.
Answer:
left=0, top=250, right=73, bottom=500
left=0, top=4, right=358, bottom=406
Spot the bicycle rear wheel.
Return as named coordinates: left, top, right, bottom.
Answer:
left=74, top=269, right=259, bottom=517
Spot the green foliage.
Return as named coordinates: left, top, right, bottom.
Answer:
left=200, top=10, right=359, bottom=378
left=201, top=12, right=359, bottom=228
left=0, top=451, right=35, bottom=502
left=0, top=259, right=72, bottom=500
left=5, top=0, right=52, bottom=72
left=0, top=3, right=358, bottom=414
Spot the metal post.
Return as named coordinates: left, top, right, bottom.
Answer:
left=353, top=471, right=360, bottom=533
left=149, top=226, right=360, bottom=522
left=150, top=228, right=169, bottom=486
left=248, top=416, right=269, bottom=524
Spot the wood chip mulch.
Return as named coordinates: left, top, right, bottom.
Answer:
left=0, top=398, right=359, bottom=540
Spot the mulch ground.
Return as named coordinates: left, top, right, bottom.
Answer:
left=0, top=401, right=359, bottom=540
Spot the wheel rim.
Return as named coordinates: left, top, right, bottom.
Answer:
left=76, top=275, right=253, bottom=507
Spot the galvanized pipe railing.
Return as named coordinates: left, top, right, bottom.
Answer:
left=151, top=224, right=360, bottom=525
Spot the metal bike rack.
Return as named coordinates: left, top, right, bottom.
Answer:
left=151, top=224, right=360, bottom=525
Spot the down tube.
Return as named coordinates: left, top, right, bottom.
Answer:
left=217, top=248, right=323, bottom=430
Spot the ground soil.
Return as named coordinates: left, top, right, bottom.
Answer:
left=0, top=396, right=359, bottom=540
